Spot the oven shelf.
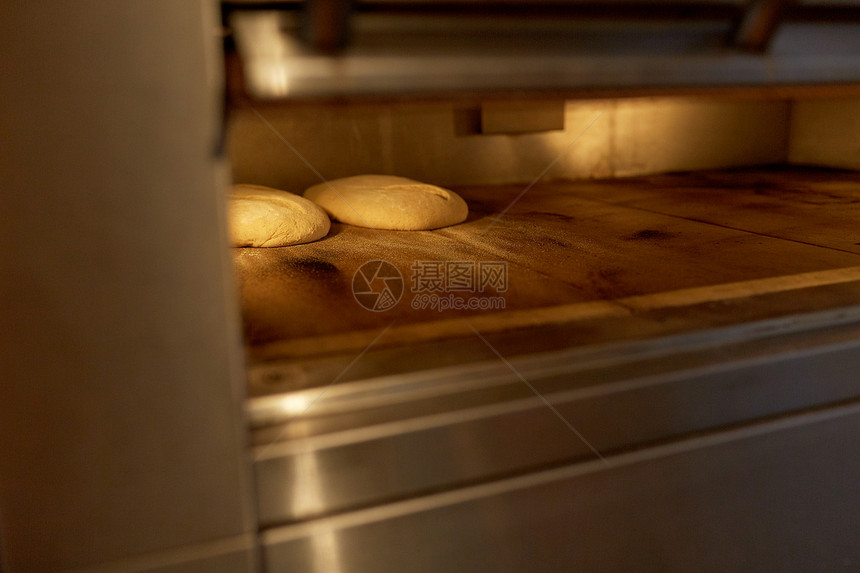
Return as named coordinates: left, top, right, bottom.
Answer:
left=234, top=166, right=860, bottom=379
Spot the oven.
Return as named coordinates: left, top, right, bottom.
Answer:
left=2, top=1, right=860, bottom=571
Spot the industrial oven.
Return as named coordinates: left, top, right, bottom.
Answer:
left=2, top=1, right=860, bottom=571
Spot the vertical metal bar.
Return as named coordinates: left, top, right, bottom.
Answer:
left=302, top=0, right=354, bottom=53
left=732, top=0, right=794, bottom=52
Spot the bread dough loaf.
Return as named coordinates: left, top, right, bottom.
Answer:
left=229, top=184, right=330, bottom=247
left=303, top=175, right=468, bottom=231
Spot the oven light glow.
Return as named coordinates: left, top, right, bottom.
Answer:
left=234, top=11, right=302, bottom=98
left=277, top=392, right=313, bottom=417
left=248, top=61, right=291, bottom=98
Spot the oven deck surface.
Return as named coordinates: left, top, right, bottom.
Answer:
left=234, top=166, right=860, bottom=371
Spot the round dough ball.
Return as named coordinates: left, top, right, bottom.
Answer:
left=229, top=184, right=330, bottom=247
left=303, top=175, right=468, bottom=231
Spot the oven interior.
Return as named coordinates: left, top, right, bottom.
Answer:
left=221, top=5, right=860, bottom=569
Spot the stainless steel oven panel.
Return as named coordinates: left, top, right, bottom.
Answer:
left=252, top=309, right=860, bottom=527
left=261, top=400, right=860, bottom=572
left=230, top=10, right=860, bottom=98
